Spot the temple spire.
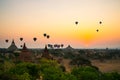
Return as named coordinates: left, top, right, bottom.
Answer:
left=11, top=39, right=15, bottom=45
left=19, top=42, right=32, bottom=62
left=44, top=45, right=48, bottom=53
left=41, top=45, right=53, bottom=59
left=22, top=43, right=27, bottom=50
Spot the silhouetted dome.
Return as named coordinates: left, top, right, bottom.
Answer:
left=7, top=40, right=18, bottom=52
left=64, top=45, right=77, bottom=53
left=65, top=45, right=74, bottom=50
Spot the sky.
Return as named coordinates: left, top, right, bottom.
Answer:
left=0, top=0, right=120, bottom=49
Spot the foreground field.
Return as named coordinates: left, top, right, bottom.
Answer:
left=91, top=59, right=120, bottom=73
left=62, top=59, right=120, bottom=73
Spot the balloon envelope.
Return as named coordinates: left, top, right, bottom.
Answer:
left=54, top=44, right=57, bottom=47
left=20, top=38, right=23, bottom=41
left=43, top=33, right=47, bottom=37
left=57, top=45, right=60, bottom=48
left=5, top=39, right=9, bottom=43
left=20, top=45, right=23, bottom=47
left=33, top=37, right=37, bottom=41
left=75, top=21, right=78, bottom=25
left=99, top=21, right=102, bottom=24
left=48, top=44, right=51, bottom=47
left=96, top=29, right=99, bottom=32
left=61, top=44, right=64, bottom=47
left=47, top=35, right=50, bottom=39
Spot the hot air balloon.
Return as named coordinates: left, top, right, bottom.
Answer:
left=20, top=45, right=23, bottom=48
left=47, top=35, right=50, bottom=39
left=99, top=21, right=102, bottom=24
left=48, top=44, right=51, bottom=47
left=20, top=37, right=23, bottom=41
left=33, top=37, right=37, bottom=41
left=48, top=44, right=53, bottom=48
left=57, top=45, right=60, bottom=48
left=5, top=39, right=9, bottom=43
left=75, top=21, right=78, bottom=25
left=43, top=33, right=47, bottom=37
left=54, top=44, right=57, bottom=48
left=96, top=29, right=99, bottom=32
left=50, top=45, right=53, bottom=48
left=61, top=44, right=64, bottom=48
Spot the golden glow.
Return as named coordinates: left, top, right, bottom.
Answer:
left=0, top=0, right=120, bottom=48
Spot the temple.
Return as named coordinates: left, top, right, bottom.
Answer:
left=7, top=39, right=18, bottom=52
left=18, top=43, right=32, bottom=62
left=65, top=45, right=74, bottom=50
left=41, top=45, right=53, bottom=60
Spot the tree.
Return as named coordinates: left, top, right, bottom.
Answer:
left=101, top=72, right=120, bottom=80
left=70, top=55, right=91, bottom=67
left=3, top=61, right=15, bottom=72
left=9, top=62, right=40, bottom=80
left=17, top=72, right=31, bottom=80
left=61, top=73, right=77, bottom=80
left=71, top=66, right=101, bottom=80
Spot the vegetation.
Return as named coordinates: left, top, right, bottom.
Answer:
left=0, top=59, right=76, bottom=80
left=0, top=48, right=120, bottom=80
left=70, top=54, right=91, bottom=67
left=0, top=58, right=120, bottom=80
left=71, top=66, right=101, bottom=80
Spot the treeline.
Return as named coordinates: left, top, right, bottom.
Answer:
left=49, top=49, right=120, bottom=60
left=0, top=59, right=120, bottom=80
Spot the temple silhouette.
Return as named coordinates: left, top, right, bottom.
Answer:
left=41, top=45, right=53, bottom=60
left=7, top=39, right=18, bottom=52
left=18, top=43, right=33, bottom=62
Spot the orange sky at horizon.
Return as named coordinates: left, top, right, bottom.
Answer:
left=0, top=0, right=120, bottom=48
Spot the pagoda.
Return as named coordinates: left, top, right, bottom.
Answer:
left=41, top=45, right=53, bottom=59
left=18, top=43, right=32, bottom=62
left=65, top=45, right=74, bottom=50
left=7, top=39, right=18, bottom=52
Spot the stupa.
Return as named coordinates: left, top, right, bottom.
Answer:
left=18, top=43, right=32, bottom=62
left=41, top=45, right=53, bottom=60
left=7, top=39, right=18, bottom=52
